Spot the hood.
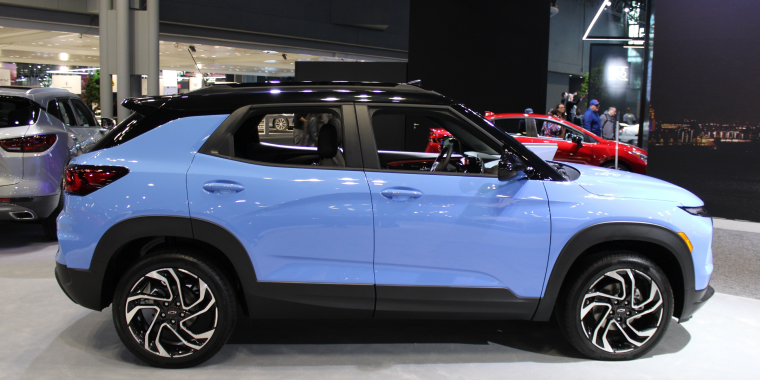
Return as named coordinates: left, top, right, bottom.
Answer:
left=569, top=164, right=703, bottom=206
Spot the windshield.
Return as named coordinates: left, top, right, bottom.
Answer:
left=0, top=96, right=38, bottom=128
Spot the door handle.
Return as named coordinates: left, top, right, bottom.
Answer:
left=380, top=188, right=423, bottom=201
left=203, top=181, right=245, bottom=194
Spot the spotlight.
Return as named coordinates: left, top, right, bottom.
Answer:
left=282, top=53, right=287, bottom=60
left=189, top=45, right=196, bottom=53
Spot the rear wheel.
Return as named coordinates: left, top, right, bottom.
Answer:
left=557, top=252, right=673, bottom=360
left=112, top=250, right=237, bottom=368
left=41, top=191, right=63, bottom=241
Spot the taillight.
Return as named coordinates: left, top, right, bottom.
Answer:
left=64, top=165, right=129, bottom=196
left=0, top=134, right=57, bottom=152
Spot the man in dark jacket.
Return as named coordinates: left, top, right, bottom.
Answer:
left=583, top=99, right=602, bottom=137
left=600, top=106, right=617, bottom=140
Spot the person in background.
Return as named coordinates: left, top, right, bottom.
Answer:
left=583, top=99, right=602, bottom=137
left=600, top=106, right=618, bottom=140
left=518, top=108, right=534, bottom=134
left=560, top=92, right=568, bottom=106
left=292, top=113, right=308, bottom=145
left=623, top=107, right=636, bottom=126
left=542, top=104, right=566, bottom=138
left=555, top=103, right=567, bottom=121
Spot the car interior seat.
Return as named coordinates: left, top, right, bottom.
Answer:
left=317, top=120, right=345, bottom=167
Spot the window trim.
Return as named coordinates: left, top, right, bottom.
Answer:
left=198, top=102, right=364, bottom=171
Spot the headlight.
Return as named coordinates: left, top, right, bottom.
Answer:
left=629, top=151, right=647, bottom=162
left=680, top=206, right=710, bottom=217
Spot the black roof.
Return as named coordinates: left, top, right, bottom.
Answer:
left=124, top=82, right=453, bottom=114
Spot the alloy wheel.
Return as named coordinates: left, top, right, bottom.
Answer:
left=124, top=267, right=217, bottom=358
left=273, top=118, right=288, bottom=131
left=580, top=268, right=664, bottom=353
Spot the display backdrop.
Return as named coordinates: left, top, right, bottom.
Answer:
left=407, top=1, right=550, bottom=115
left=648, top=0, right=760, bottom=221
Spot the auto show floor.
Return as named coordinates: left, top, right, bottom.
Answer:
left=1, top=220, right=759, bottom=379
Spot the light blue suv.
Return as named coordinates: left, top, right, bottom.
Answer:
left=55, top=83, right=714, bottom=368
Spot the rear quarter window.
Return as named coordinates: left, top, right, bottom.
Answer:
left=0, top=96, right=40, bottom=128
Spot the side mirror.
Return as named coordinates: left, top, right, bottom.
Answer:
left=498, top=151, right=527, bottom=181
left=572, top=135, right=583, bottom=147
left=101, top=117, right=115, bottom=130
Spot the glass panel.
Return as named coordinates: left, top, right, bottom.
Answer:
left=226, top=109, right=344, bottom=168
left=70, top=99, right=98, bottom=127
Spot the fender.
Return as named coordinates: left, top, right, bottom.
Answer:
left=532, top=222, right=695, bottom=321
left=83, top=216, right=373, bottom=318
left=78, top=216, right=257, bottom=311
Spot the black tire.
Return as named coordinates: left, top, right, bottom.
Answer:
left=112, top=250, right=237, bottom=368
left=601, top=161, right=632, bottom=171
left=41, top=191, right=63, bottom=241
left=557, top=252, right=673, bottom=360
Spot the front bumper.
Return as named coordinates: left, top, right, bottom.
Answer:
left=55, top=261, right=108, bottom=311
left=679, top=285, right=715, bottom=323
left=0, top=194, right=60, bottom=221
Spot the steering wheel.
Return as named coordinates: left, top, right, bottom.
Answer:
left=431, top=137, right=457, bottom=172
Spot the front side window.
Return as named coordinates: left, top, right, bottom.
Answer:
left=70, top=99, right=98, bottom=127
left=218, top=107, right=347, bottom=168
left=55, top=98, right=76, bottom=126
left=369, top=107, right=500, bottom=175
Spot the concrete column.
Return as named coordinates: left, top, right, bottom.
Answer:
left=116, top=0, right=130, bottom=121
left=98, top=0, right=112, bottom=120
left=146, top=0, right=160, bottom=96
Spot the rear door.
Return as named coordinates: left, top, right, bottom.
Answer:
left=187, top=104, right=376, bottom=318
left=0, top=97, right=34, bottom=186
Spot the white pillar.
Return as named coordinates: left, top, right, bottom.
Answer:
left=147, top=0, right=160, bottom=96
left=99, top=0, right=112, bottom=119
left=116, top=0, right=130, bottom=120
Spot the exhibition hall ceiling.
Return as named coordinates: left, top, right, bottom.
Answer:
left=0, top=26, right=361, bottom=75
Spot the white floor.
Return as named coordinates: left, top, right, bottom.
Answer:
left=1, top=222, right=759, bottom=379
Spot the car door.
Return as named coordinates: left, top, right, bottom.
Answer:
left=356, top=104, right=551, bottom=319
left=558, top=124, right=596, bottom=164
left=187, top=104, right=375, bottom=318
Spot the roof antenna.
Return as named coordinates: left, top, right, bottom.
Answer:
left=407, top=79, right=422, bottom=87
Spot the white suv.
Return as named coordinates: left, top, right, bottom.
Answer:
left=0, top=86, right=112, bottom=239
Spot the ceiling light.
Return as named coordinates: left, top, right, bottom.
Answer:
left=59, top=52, right=69, bottom=61
left=264, top=60, right=277, bottom=63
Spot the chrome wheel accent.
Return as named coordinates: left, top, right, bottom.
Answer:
left=580, top=269, right=664, bottom=353
left=273, top=118, right=288, bottom=130
left=125, top=268, right=217, bottom=358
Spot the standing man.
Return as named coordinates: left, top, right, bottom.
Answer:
left=623, top=107, right=636, bottom=125
left=600, top=106, right=618, bottom=140
left=583, top=99, right=602, bottom=137
left=292, top=113, right=308, bottom=145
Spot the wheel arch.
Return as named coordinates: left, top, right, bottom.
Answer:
left=90, top=216, right=256, bottom=315
left=533, top=222, right=694, bottom=322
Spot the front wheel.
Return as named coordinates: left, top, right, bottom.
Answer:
left=557, top=252, right=674, bottom=360
left=112, top=250, right=237, bottom=368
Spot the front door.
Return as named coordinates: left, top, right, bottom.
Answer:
left=357, top=105, right=551, bottom=319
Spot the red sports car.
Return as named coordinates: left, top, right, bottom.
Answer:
left=427, top=113, right=648, bottom=174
